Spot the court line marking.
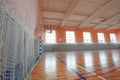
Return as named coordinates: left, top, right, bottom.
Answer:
left=56, top=56, right=87, bottom=80
left=80, top=64, right=115, bottom=75
left=85, top=67, right=120, bottom=78
left=58, top=55, right=106, bottom=80
left=77, top=65, right=106, bottom=80
left=57, top=54, right=120, bottom=79
left=59, top=54, right=120, bottom=76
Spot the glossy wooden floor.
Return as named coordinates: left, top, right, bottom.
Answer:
left=32, top=49, right=120, bottom=80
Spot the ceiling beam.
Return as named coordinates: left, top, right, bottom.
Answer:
left=79, top=0, right=120, bottom=28
left=106, top=23, right=120, bottom=30
left=61, top=0, right=81, bottom=27
left=94, top=13, right=120, bottom=29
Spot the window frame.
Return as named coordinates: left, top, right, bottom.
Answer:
left=83, top=32, right=92, bottom=43
left=110, top=33, right=117, bottom=43
left=66, top=31, right=75, bottom=43
left=97, top=33, right=105, bottom=43
left=45, top=30, right=56, bottom=44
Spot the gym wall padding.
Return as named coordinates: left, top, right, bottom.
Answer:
left=44, top=43, right=120, bottom=52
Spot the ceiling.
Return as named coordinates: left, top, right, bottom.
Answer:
left=40, top=0, right=120, bottom=30
left=6, top=0, right=120, bottom=34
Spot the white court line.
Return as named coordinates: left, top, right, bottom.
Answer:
left=77, top=65, right=106, bottom=80
left=58, top=55, right=106, bottom=80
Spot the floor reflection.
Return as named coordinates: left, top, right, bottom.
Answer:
left=84, top=51, right=93, bottom=69
left=45, top=54, right=56, bottom=74
left=112, top=50, right=120, bottom=65
left=32, top=50, right=120, bottom=80
left=66, top=52, right=76, bottom=71
left=99, top=51, right=108, bottom=67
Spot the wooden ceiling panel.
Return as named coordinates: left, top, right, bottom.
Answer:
left=74, top=0, right=110, bottom=16
left=101, top=25, right=109, bottom=28
left=88, top=23, right=97, bottom=27
left=41, top=0, right=120, bottom=30
left=43, top=11, right=64, bottom=20
left=108, top=20, right=120, bottom=26
left=74, top=4, right=99, bottom=16
left=66, top=21, right=80, bottom=26
left=79, top=0, right=120, bottom=28
left=91, top=18, right=104, bottom=24
left=43, top=0, right=72, bottom=13
left=44, top=19, right=61, bottom=26
left=94, top=13, right=120, bottom=29
left=61, top=0, right=81, bottom=27
left=107, top=23, right=120, bottom=30
left=101, top=5, right=120, bottom=19
left=84, top=0, right=110, bottom=5
left=44, top=19, right=61, bottom=23
left=68, top=14, right=88, bottom=22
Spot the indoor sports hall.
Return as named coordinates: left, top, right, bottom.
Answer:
left=0, top=0, right=120, bottom=80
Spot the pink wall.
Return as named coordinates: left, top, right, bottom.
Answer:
left=45, top=27, right=120, bottom=43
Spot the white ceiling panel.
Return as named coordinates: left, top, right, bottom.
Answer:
left=91, top=18, right=104, bottom=24
left=41, top=0, right=120, bottom=30
left=108, top=20, right=120, bottom=26
left=74, top=4, right=98, bottom=15
left=43, top=11, right=64, bottom=20
left=66, top=21, right=80, bottom=26
left=84, top=0, right=110, bottom=5
left=68, top=14, right=88, bottom=22
left=43, top=0, right=72, bottom=12
left=88, top=23, right=97, bottom=27
left=101, top=5, right=120, bottom=19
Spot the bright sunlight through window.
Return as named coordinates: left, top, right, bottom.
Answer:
left=45, top=30, right=56, bottom=43
left=66, top=31, right=75, bottom=43
left=83, top=32, right=92, bottom=43
left=97, top=33, right=105, bottom=43
left=110, top=33, right=117, bottom=43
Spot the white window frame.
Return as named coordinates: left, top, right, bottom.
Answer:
left=83, top=32, right=92, bottom=43
left=97, top=33, right=105, bottom=43
left=66, top=31, right=75, bottom=43
left=110, top=33, right=117, bottom=43
left=45, top=30, right=56, bottom=43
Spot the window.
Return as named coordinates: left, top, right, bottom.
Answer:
left=45, top=30, right=56, bottom=43
left=83, top=32, right=92, bottom=43
left=66, top=31, right=75, bottom=43
left=97, top=33, right=105, bottom=43
left=110, top=33, right=117, bottom=43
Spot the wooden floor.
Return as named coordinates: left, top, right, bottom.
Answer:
left=32, top=49, right=120, bottom=80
